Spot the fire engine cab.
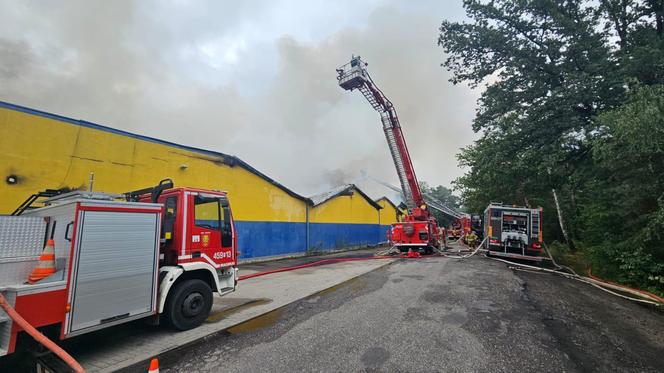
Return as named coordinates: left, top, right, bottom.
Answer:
left=0, top=179, right=238, bottom=357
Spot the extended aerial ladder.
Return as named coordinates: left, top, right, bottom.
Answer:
left=337, top=56, right=440, bottom=251
left=366, top=174, right=468, bottom=221
left=365, top=174, right=471, bottom=240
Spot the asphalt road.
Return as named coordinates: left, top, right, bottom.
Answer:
left=164, top=255, right=664, bottom=373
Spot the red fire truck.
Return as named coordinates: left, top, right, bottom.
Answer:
left=483, top=202, right=543, bottom=261
left=0, top=180, right=238, bottom=357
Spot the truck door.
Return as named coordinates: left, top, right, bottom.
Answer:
left=190, top=194, right=235, bottom=265
left=160, top=195, right=180, bottom=264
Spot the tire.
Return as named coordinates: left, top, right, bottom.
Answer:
left=164, top=279, right=213, bottom=331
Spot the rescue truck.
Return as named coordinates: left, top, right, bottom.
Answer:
left=483, top=202, right=543, bottom=261
left=0, top=179, right=238, bottom=357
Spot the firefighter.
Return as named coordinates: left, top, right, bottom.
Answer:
left=466, top=230, right=478, bottom=248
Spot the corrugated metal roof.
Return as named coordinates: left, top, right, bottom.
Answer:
left=310, top=184, right=382, bottom=210
left=0, top=100, right=311, bottom=203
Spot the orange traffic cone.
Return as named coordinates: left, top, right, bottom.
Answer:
left=148, top=358, right=159, bottom=373
left=28, top=239, right=56, bottom=284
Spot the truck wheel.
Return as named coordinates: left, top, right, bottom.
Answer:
left=165, top=279, right=213, bottom=331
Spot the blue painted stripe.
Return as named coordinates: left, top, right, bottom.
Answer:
left=235, top=221, right=306, bottom=259
left=204, top=220, right=391, bottom=259
left=308, top=223, right=383, bottom=251
left=379, top=225, right=391, bottom=242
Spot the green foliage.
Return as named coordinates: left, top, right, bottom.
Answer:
left=584, top=84, right=664, bottom=293
left=419, top=181, right=460, bottom=226
left=440, top=0, right=664, bottom=293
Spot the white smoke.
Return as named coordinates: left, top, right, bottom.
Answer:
left=0, top=0, right=479, bottom=197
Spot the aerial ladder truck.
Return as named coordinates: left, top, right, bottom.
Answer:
left=336, top=56, right=441, bottom=253
left=365, top=174, right=472, bottom=243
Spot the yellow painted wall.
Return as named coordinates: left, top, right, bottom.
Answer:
left=309, top=190, right=379, bottom=224
left=377, top=198, right=400, bottom=225
left=0, top=107, right=306, bottom=222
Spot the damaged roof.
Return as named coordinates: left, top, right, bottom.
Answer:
left=375, top=196, right=402, bottom=213
left=310, top=184, right=383, bottom=210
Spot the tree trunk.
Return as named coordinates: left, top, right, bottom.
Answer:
left=552, top=188, right=575, bottom=250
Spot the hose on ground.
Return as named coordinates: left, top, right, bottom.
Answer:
left=238, top=256, right=401, bottom=281
left=586, top=267, right=664, bottom=304
left=540, top=242, right=663, bottom=304
left=483, top=255, right=663, bottom=307
left=542, top=242, right=577, bottom=275
left=239, top=248, right=454, bottom=281
left=374, top=246, right=401, bottom=256
left=0, top=293, right=85, bottom=373
left=440, top=237, right=487, bottom=259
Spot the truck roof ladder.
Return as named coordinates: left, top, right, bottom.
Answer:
left=11, top=189, right=67, bottom=216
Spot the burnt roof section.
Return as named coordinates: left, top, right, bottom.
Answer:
left=375, top=196, right=402, bottom=213
left=310, top=184, right=383, bottom=210
left=0, top=100, right=311, bottom=203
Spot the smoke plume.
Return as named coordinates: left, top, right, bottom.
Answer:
left=0, top=0, right=478, bottom=197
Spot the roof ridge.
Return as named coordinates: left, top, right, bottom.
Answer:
left=309, top=184, right=382, bottom=210
left=0, top=100, right=310, bottom=203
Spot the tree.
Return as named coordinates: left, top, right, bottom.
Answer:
left=583, top=84, right=664, bottom=292
left=440, top=0, right=621, bottom=244
left=419, top=182, right=461, bottom=226
left=439, top=0, right=664, bottom=293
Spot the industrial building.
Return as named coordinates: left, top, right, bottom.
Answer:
left=0, top=101, right=399, bottom=260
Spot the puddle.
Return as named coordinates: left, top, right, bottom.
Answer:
left=206, top=298, right=272, bottom=323
left=220, top=272, right=369, bottom=334
left=226, top=308, right=284, bottom=334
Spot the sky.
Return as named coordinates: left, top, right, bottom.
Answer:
left=0, top=0, right=480, bottom=200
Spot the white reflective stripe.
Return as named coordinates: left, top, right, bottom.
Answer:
left=201, top=253, right=221, bottom=268
left=159, top=253, right=165, bottom=260
left=198, top=192, right=222, bottom=199
left=12, top=284, right=66, bottom=295
left=178, top=254, right=235, bottom=268
left=181, top=192, right=189, bottom=256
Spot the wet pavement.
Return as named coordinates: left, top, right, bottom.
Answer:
left=165, top=255, right=664, bottom=372
left=0, top=249, right=394, bottom=373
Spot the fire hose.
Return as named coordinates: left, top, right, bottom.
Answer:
left=240, top=241, right=662, bottom=306
left=438, top=238, right=662, bottom=306
left=4, top=242, right=658, bottom=373
left=238, top=255, right=424, bottom=281
left=238, top=239, right=490, bottom=284
left=0, top=293, right=85, bottom=373
left=484, top=254, right=663, bottom=307
left=441, top=237, right=662, bottom=306
left=0, top=254, right=415, bottom=372
left=439, top=237, right=487, bottom=259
